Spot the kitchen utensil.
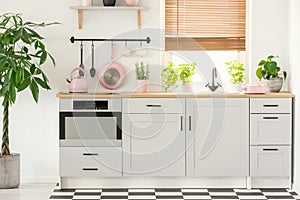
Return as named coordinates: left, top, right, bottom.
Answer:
left=99, top=43, right=126, bottom=90
left=79, top=42, right=84, bottom=76
left=90, top=42, right=96, bottom=78
left=67, top=67, right=88, bottom=93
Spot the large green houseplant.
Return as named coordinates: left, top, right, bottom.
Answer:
left=256, top=55, right=287, bottom=92
left=0, top=13, right=56, bottom=188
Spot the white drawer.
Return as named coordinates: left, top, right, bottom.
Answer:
left=250, top=114, right=291, bottom=145
left=250, top=98, right=292, bottom=114
left=250, top=146, right=291, bottom=177
left=59, top=147, right=122, bottom=177
left=122, top=98, right=185, bottom=114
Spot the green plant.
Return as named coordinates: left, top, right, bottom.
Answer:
left=225, top=60, right=245, bottom=84
left=135, top=62, right=150, bottom=80
left=256, top=55, right=287, bottom=81
left=178, top=63, right=196, bottom=85
left=161, top=61, right=179, bottom=91
left=0, top=13, right=57, bottom=156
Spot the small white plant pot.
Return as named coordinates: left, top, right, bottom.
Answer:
left=136, top=80, right=148, bottom=93
left=82, top=0, right=93, bottom=6
left=229, top=83, right=243, bottom=93
left=181, top=83, right=192, bottom=93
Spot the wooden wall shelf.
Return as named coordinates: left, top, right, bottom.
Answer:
left=69, top=6, right=147, bottom=29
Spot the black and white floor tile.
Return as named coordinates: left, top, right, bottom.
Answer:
left=49, top=188, right=300, bottom=200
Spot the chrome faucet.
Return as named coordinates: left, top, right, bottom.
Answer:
left=205, top=67, right=222, bottom=92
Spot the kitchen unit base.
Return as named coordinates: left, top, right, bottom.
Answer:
left=249, top=177, right=291, bottom=188
left=59, top=177, right=248, bottom=189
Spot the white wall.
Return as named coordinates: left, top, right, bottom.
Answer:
left=249, top=0, right=289, bottom=89
left=289, top=0, right=300, bottom=192
left=0, top=0, right=163, bottom=183
left=0, top=0, right=297, bottom=185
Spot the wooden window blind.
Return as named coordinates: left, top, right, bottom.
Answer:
left=165, top=0, right=246, bottom=51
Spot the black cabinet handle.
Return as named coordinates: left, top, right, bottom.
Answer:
left=180, top=116, right=183, bottom=131
left=263, top=105, right=279, bottom=107
left=83, top=153, right=98, bottom=156
left=263, top=148, right=279, bottom=151
left=263, top=117, right=279, bottom=120
left=82, top=168, right=98, bottom=171
left=146, top=105, right=162, bottom=108
left=189, top=116, right=192, bottom=131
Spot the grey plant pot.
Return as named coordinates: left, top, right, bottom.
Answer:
left=266, top=77, right=283, bottom=92
left=0, top=153, right=20, bottom=189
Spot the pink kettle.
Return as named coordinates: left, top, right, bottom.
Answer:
left=66, top=67, right=88, bottom=93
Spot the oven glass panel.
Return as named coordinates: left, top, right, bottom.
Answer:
left=65, top=117, right=117, bottom=140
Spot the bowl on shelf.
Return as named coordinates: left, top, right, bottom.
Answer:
left=103, top=0, right=116, bottom=6
left=124, top=0, right=139, bottom=6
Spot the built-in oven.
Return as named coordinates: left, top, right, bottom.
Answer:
left=59, top=99, right=122, bottom=147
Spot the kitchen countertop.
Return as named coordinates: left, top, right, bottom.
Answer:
left=56, top=92, right=295, bottom=98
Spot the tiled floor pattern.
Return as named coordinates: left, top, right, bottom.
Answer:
left=49, top=188, right=300, bottom=200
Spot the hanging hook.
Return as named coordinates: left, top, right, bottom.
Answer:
left=140, top=41, right=142, bottom=46
left=125, top=40, right=128, bottom=46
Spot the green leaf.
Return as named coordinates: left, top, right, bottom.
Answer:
left=256, top=67, right=263, bottom=80
left=39, top=51, right=47, bottom=65
left=258, top=60, right=265, bottom=66
left=30, top=64, right=36, bottom=74
left=34, top=77, right=50, bottom=90
left=283, top=71, right=287, bottom=80
left=30, top=80, right=39, bottom=103
left=0, top=85, right=9, bottom=97
left=9, top=84, right=16, bottom=103
left=17, top=78, right=31, bottom=92
left=267, top=55, right=276, bottom=60
left=48, top=53, right=56, bottom=66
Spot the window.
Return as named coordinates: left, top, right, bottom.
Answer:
left=165, top=0, right=246, bottom=51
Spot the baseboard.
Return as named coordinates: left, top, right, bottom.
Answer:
left=61, top=177, right=247, bottom=188
left=21, top=176, right=59, bottom=184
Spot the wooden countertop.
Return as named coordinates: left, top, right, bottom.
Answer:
left=56, top=92, right=294, bottom=99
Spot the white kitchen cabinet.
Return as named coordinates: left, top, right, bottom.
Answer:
left=250, top=146, right=291, bottom=177
left=122, top=98, right=185, bottom=176
left=60, top=147, right=122, bottom=177
left=250, top=98, right=292, bottom=178
left=186, top=98, right=249, bottom=177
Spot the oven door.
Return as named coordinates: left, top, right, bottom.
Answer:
left=60, top=112, right=122, bottom=147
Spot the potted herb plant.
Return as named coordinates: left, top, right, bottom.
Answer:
left=225, top=60, right=245, bottom=93
left=0, top=13, right=56, bottom=188
left=178, top=63, right=196, bottom=92
left=135, top=62, right=150, bottom=92
left=161, top=61, right=179, bottom=92
left=256, top=55, right=287, bottom=92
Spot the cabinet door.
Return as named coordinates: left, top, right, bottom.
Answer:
left=123, top=114, right=185, bottom=176
left=186, top=98, right=249, bottom=177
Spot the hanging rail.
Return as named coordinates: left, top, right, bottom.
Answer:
left=70, top=36, right=151, bottom=44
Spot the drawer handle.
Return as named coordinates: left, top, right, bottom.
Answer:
left=263, top=117, right=279, bottom=120
left=263, top=105, right=279, bottom=107
left=263, top=148, right=279, bottom=151
left=83, top=153, right=98, bottom=156
left=83, top=168, right=98, bottom=171
left=146, top=105, right=162, bottom=108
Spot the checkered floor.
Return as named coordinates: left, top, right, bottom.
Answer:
left=49, top=188, right=300, bottom=200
